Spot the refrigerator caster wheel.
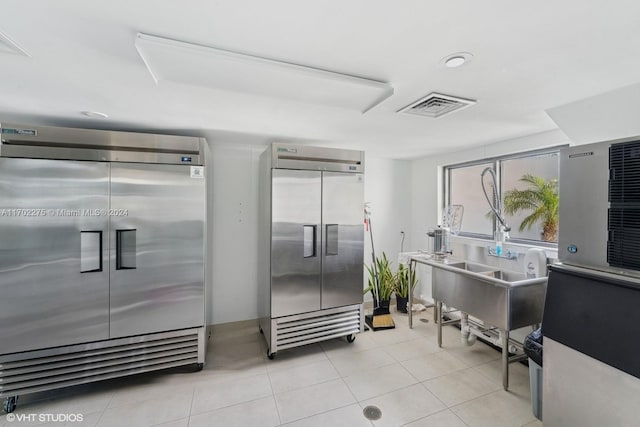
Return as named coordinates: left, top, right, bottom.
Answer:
left=3, top=396, right=18, bottom=414
left=267, top=349, right=276, bottom=360
left=346, top=334, right=356, bottom=343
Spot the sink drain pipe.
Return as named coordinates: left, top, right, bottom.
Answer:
left=460, top=312, right=519, bottom=353
left=460, top=313, right=477, bottom=346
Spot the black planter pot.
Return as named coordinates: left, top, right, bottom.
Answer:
left=396, top=296, right=408, bottom=313
left=373, top=299, right=391, bottom=316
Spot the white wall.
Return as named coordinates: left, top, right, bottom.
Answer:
left=206, top=142, right=412, bottom=325
left=363, top=157, right=412, bottom=302
left=207, top=142, right=263, bottom=325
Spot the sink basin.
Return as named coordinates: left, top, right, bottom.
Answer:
left=444, top=261, right=498, bottom=273
left=426, top=258, right=547, bottom=330
left=433, top=260, right=530, bottom=287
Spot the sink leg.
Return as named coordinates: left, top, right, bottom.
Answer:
left=437, top=301, right=443, bottom=348
left=502, top=329, right=509, bottom=390
left=408, top=261, right=413, bottom=329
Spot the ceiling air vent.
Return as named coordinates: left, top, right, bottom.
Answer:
left=398, top=92, right=476, bottom=118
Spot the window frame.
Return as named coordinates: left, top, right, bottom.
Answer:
left=443, top=146, right=565, bottom=247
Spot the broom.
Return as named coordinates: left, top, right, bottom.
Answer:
left=364, top=204, right=395, bottom=330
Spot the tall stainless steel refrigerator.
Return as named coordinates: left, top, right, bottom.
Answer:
left=0, top=123, right=206, bottom=412
left=258, top=143, right=365, bottom=358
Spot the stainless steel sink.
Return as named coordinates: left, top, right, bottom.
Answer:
left=407, top=255, right=548, bottom=391
left=428, top=258, right=547, bottom=330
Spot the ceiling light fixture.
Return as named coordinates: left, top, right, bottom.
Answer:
left=81, top=111, right=109, bottom=119
left=134, top=32, right=394, bottom=113
left=442, top=52, right=473, bottom=68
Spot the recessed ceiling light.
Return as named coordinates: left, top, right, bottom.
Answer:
left=441, top=52, right=473, bottom=68
left=445, top=56, right=466, bottom=68
left=81, top=111, right=109, bottom=119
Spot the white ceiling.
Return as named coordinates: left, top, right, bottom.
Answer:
left=1, top=1, right=639, bottom=159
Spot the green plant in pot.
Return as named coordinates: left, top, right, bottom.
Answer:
left=364, top=252, right=395, bottom=315
left=394, top=263, right=417, bottom=313
left=503, top=174, right=559, bottom=242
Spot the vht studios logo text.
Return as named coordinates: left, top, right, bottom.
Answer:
left=6, top=412, right=84, bottom=423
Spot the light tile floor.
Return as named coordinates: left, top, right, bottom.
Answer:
left=1, top=309, right=542, bottom=427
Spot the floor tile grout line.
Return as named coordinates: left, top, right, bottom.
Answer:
left=447, top=386, right=526, bottom=414
left=93, top=389, right=116, bottom=427
left=336, top=358, right=401, bottom=380
left=416, top=379, right=449, bottom=410
left=186, top=384, right=196, bottom=427
left=397, top=407, right=470, bottom=427
left=320, top=342, right=367, bottom=420
left=265, top=358, right=283, bottom=427
left=278, top=402, right=359, bottom=427
left=188, top=392, right=274, bottom=418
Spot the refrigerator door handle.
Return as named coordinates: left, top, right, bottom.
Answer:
left=303, top=225, right=317, bottom=258
left=325, top=224, right=339, bottom=256
left=80, top=230, right=103, bottom=273
left=116, top=229, right=137, bottom=270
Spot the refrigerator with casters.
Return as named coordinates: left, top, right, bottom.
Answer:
left=0, top=123, right=206, bottom=412
left=258, top=144, right=365, bottom=359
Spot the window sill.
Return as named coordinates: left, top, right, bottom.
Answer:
left=450, top=234, right=558, bottom=260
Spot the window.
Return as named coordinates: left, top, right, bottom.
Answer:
left=445, top=149, right=560, bottom=244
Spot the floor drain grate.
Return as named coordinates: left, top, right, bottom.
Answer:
left=363, top=405, right=382, bottom=420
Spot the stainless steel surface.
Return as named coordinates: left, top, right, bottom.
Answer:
left=321, top=172, right=364, bottom=309
left=558, top=142, right=610, bottom=271
left=0, top=327, right=204, bottom=398
left=426, top=258, right=547, bottom=331
left=270, top=304, right=364, bottom=353
left=109, top=163, right=205, bottom=338
left=80, top=231, right=103, bottom=273
left=436, top=301, right=443, bottom=347
left=270, top=169, right=322, bottom=317
left=427, top=227, right=451, bottom=259
left=0, top=126, right=207, bottom=404
left=543, top=338, right=640, bottom=426
left=259, top=144, right=365, bottom=355
left=1, top=123, right=205, bottom=165
left=502, top=330, right=509, bottom=390
left=0, top=158, right=110, bottom=355
left=271, top=143, right=364, bottom=173
left=411, top=255, right=547, bottom=390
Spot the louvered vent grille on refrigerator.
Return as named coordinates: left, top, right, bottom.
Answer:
left=272, top=305, right=363, bottom=352
left=608, top=140, right=640, bottom=269
left=0, top=330, right=200, bottom=398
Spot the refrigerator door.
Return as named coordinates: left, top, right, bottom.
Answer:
left=271, top=169, right=322, bottom=317
left=109, top=163, right=205, bottom=338
left=321, top=172, right=364, bottom=309
left=0, top=158, right=110, bottom=354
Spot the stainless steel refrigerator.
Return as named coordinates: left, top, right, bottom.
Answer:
left=0, top=123, right=206, bottom=412
left=258, top=144, right=365, bottom=358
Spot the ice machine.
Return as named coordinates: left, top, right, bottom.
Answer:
left=258, top=143, right=365, bottom=358
left=559, top=137, right=640, bottom=276
left=0, top=123, right=207, bottom=413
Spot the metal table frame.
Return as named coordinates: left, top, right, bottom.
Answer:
left=408, top=255, right=528, bottom=390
